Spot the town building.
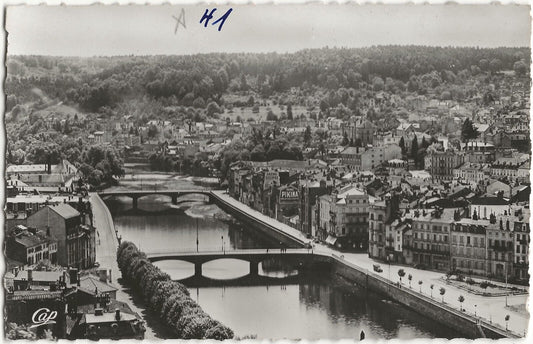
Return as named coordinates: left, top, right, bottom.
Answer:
left=6, top=225, right=58, bottom=266
left=299, top=179, right=330, bottom=238
left=463, top=141, right=496, bottom=164
left=26, top=204, right=96, bottom=269
left=451, top=218, right=488, bottom=276
left=342, top=116, right=376, bottom=146
left=322, top=185, right=369, bottom=250
left=6, top=160, right=78, bottom=193
left=405, top=207, right=455, bottom=271
left=368, top=194, right=400, bottom=261
left=425, top=149, right=465, bottom=181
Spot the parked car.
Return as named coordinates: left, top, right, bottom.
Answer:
left=373, top=264, right=383, bottom=273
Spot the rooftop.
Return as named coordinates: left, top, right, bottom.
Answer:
left=49, top=204, right=81, bottom=219
left=79, top=275, right=118, bottom=294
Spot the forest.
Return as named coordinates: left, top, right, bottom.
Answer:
left=7, top=46, right=529, bottom=113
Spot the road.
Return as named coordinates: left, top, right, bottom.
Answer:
left=89, top=193, right=164, bottom=339
left=212, top=190, right=530, bottom=337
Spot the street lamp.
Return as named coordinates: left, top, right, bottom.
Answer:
left=196, top=218, right=199, bottom=252
left=504, top=261, right=508, bottom=307
left=387, top=255, right=391, bottom=282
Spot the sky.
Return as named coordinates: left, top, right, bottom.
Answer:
left=5, top=4, right=532, bottom=56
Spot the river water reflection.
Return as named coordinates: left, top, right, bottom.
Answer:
left=105, top=194, right=460, bottom=339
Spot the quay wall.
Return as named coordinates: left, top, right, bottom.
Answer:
left=211, top=193, right=306, bottom=248
left=329, top=255, right=516, bottom=339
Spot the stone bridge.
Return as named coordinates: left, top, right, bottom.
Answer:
left=99, top=189, right=213, bottom=209
left=147, top=249, right=329, bottom=280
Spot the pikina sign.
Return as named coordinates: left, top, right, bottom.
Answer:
left=280, top=189, right=299, bottom=201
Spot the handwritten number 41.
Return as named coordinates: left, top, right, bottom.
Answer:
left=200, top=8, right=233, bottom=32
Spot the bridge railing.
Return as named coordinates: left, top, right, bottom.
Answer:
left=146, top=248, right=315, bottom=258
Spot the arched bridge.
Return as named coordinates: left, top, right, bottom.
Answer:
left=98, top=189, right=213, bottom=208
left=147, top=249, right=330, bottom=280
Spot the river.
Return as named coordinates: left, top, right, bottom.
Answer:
left=103, top=175, right=461, bottom=340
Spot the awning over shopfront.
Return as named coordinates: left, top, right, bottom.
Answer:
left=325, top=235, right=338, bottom=246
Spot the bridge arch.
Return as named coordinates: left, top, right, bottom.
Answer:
left=98, top=190, right=213, bottom=209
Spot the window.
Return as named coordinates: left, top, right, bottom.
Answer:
left=467, top=236, right=471, bottom=245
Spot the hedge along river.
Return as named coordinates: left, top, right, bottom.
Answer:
left=104, top=177, right=461, bottom=339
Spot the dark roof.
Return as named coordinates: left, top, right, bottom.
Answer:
left=13, top=231, right=55, bottom=248
left=50, top=204, right=80, bottom=219
left=79, top=275, right=118, bottom=294
left=471, top=197, right=509, bottom=206
left=7, top=290, right=63, bottom=301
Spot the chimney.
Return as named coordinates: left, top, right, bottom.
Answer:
left=115, top=309, right=121, bottom=321
left=99, top=269, right=108, bottom=283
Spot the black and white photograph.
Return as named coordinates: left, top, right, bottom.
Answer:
left=1, top=1, right=531, bottom=341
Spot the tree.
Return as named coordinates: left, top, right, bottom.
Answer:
left=479, top=281, right=489, bottom=292
left=513, top=60, right=528, bottom=76
left=206, top=101, right=221, bottom=116
left=489, top=58, right=502, bottom=73
left=398, top=269, right=406, bottom=284
left=408, top=274, right=413, bottom=288
left=304, top=126, right=312, bottom=146
left=505, top=314, right=510, bottom=330
left=461, top=118, right=479, bottom=145
left=148, top=124, right=159, bottom=138
left=266, top=111, right=278, bottom=121
left=440, top=287, right=446, bottom=302
left=342, top=132, right=349, bottom=146
left=418, top=280, right=423, bottom=292
left=411, top=136, right=419, bottom=162
left=399, top=136, right=406, bottom=155
left=116, top=242, right=234, bottom=339
left=458, top=295, right=465, bottom=311
left=372, top=77, right=384, bottom=91
left=287, top=103, right=293, bottom=120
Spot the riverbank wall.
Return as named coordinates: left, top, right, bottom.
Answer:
left=210, top=192, right=306, bottom=248
left=328, top=255, right=518, bottom=339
